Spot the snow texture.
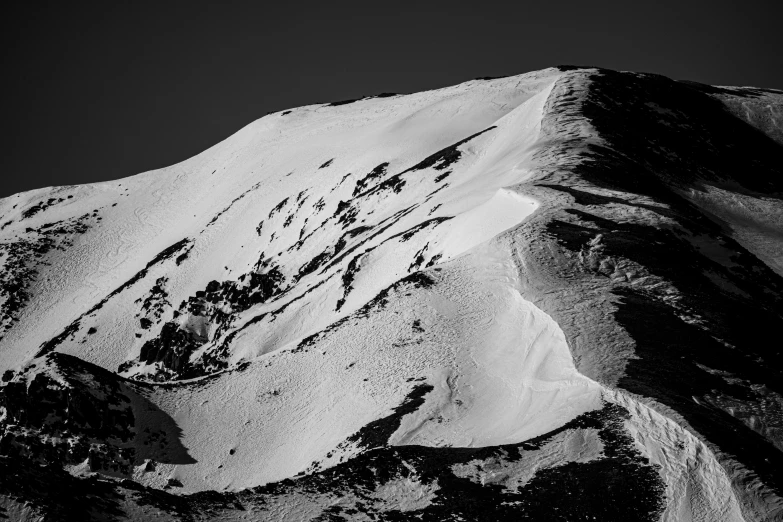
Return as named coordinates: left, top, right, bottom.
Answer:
left=1, top=66, right=783, bottom=521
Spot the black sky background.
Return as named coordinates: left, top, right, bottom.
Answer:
left=2, top=0, right=781, bottom=199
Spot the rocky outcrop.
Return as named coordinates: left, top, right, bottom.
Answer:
left=0, top=353, right=136, bottom=474
left=1, top=352, right=194, bottom=479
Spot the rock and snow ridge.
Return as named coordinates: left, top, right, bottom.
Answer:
left=1, top=66, right=782, bottom=521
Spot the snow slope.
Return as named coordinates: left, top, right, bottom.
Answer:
left=1, top=66, right=782, bottom=521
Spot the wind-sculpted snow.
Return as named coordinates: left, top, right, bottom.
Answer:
left=1, top=66, right=783, bottom=520
left=0, top=207, right=93, bottom=337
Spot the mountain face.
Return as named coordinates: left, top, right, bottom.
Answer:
left=0, top=66, right=782, bottom=521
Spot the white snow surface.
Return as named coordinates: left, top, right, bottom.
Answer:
left=0, top=67, right=758, bottom=520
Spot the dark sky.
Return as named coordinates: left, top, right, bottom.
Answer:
left=3, top=0, right=781, bottom=199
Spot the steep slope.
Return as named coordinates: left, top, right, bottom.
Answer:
left=1, top=66, right=782, bottom=521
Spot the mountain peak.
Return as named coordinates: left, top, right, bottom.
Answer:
left=1, top=67, right=782, bottom=520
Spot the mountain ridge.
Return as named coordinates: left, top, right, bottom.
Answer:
left=1, top=65, right=782, bottom=521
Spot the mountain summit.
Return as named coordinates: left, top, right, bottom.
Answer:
left=1, top=66, right=782, bottom=521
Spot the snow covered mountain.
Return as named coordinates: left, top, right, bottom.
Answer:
left=1, top=66, right=782, bottom=521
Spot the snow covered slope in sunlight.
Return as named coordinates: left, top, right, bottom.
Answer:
left=0, top=69, right=556, bottom=379
left=2, top=66, right=783, bottom=521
